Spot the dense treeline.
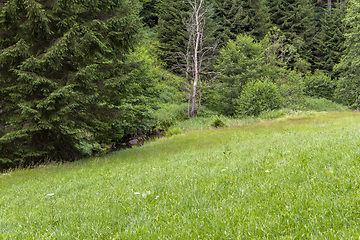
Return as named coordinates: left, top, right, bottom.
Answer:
left=0, top=0, right=359, bottom=169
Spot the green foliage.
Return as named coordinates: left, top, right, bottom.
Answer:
left=213, top=0, right=270, bottom=46
left=303, top=97, right=349, bottom=112
left=139, top=0, right=161, bottom=28
left=210, top=115, right=228, bottom=128
left=304, top=70, right=335, bottom=100
left=310, top=4, right=346, bottom=74
left=260, top=27, right=310, bottom=73
left=165, top=127, right=184, bottom=137
left=212, top=34, right=264, bottom=115
left=76, top=141, right=103, bottom=156
left=268, top=0, right=316, bottom=66
left=237, top=79, right=283, bottom=116
left=333, top=0, right=360, bottom=108
left=0, top=0, right=147, bottom=168
left=154, top=69, right=186, bottom=104
left=156, top=0, right=190, bottom=69
left=275, top=69, right=305, bottom=108
left=334, top=76, right=360, bottom=108
left=153, top=103, right=189, bottom=129
left=258, top=108, right=292, bottom=119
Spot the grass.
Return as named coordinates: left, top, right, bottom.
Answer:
left=303, top=96, right=349, bottom=112
left=2, top=111, right=360, bottom=238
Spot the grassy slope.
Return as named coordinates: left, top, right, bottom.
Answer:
left=1, top=111, right=360, bottom=239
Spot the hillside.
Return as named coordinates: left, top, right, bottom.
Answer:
left=2, top=111, right=360, bottom=238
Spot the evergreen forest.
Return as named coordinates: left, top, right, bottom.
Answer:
left=0, top=0, right=359, bottom=170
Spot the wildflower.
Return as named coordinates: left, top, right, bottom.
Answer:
left=265, top=170, right=271, bottom=173
left=134, top=192, right=140, bottom=195
left=155, top=196, right=159, bottom=200
left=47, top=193, right=54, bottom=196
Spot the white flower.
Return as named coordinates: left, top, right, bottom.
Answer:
left=47, top=193, right=54, bottom=196
left=142, top=191, right=152, bottom=198
left=155, top=196, right=159, bottom=200
left=221, top=169, right=227, bottom=172
left=134, top=192, right=140, bottom=195
left=265, top=170, right=271, bottom=173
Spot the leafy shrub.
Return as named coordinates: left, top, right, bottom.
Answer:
left=165, top=127, right=183, bottom=137
left=212, top=34, right=265, bottom=116
left=210, top=115, right=228, bottom=128
left=153, top=103, right=188, bottom=129
left=258, top=109, right=290, bottom=119
left=237, top=79, right=283, bottom=116
left=76, top=141, right=105, bottom=156
left=275, top=70, right=305, bottom=107
left=304, top=97, right=348, bottom=112
left=304, top=70, right=335, bottom=100
left=196, top=105, right=218, bottom=118
left=334, top=76, right=360, bottom=108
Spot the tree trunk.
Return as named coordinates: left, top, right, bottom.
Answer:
left=186, top=70, right=191, bottom=118
left=191, top=0, right=203, bottom=118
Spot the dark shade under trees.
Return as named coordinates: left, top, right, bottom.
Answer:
left=0, top=0, right=147, bottom=169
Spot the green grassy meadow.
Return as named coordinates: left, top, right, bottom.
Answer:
left=2, top=111, right=360, bottom=239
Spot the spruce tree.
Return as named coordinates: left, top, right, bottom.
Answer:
left=212, top=0, right=244, bottom=45
left=156, top=0, right=190, bottom=69
left=268, top=0, right=317, bottom=64
left=334, top=0, right=360, bottom=107
left=140, top=0, right=161, bottom=28
left=310, top=2, right=346, bottom=74
left=213, top=0, right=270, bottom=47
left=241, top=0, right=270, bottom=39
left=0, top=0, right=143, bottom=168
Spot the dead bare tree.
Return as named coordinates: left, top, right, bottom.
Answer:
left=174, top=0, right=218, bottom=118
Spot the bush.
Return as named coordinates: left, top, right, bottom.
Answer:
left=210, top=115, right=228, bottom=128
left=153, top=103, right=189, bottom=129
left=275, top=70, right=305, bottom=107
left=304, top=97, right=348, bottom=112
left=76, top=141, right=104, bottom=156
left=212, top=34, right=265, bottom=116
left=237, top=79, right=283, bottom=116
left=334, top=76, right=360, bottom=108
left=304, top=70, right=335, bottom=100
left=165, top=127, right=183, bottom=137
left=258, top=109, right=290, bottom=119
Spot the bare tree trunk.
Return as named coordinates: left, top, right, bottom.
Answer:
left=186, top=71, right=191, bottom=118
left=195, top=86, right=206, bottom=116
left=190, top=0, right=203, bottom=117
left=174, top=0, right=218, bottom=118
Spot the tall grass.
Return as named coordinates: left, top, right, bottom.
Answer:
left=1, top=111, right=360, bottom=238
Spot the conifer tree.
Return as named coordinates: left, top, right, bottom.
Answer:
left=0, top=0, right=143, bottom=168
left=213, top=0, right=270, bottom=47
left=268, top=0, right=317, bottom=64
left=140, top=0, right=161, bottom=28
left=310, top=2, right=346, bottom=74
left=334, top=0, right=360, bottom=107
left=156, top=0, right=190, bottom=69
left=240, top=0, right=270, bottom=39
left=212, top=0, right=244, bottom=45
